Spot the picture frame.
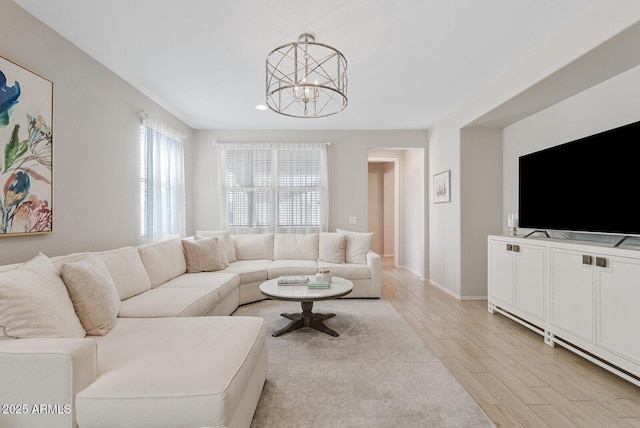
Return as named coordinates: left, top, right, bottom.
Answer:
left=0, top=54, right=54, bottom=236
left=433, top=170, right=450, bottom=203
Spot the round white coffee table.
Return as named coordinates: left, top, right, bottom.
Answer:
left=259, top=276, right=353, bottom=337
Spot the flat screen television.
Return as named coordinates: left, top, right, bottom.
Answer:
left=518, top=119, right=640, bottom=236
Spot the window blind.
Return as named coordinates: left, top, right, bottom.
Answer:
left=219, top=143, right=328, bottom=234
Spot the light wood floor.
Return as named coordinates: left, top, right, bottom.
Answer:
left=380, top=257, right=640, bottom=428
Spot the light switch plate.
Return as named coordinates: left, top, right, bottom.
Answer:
left=349, top=216, right=358, bottom=225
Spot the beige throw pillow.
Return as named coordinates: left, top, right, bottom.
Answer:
left=0, top=254, right=86, bottom=338
left=194, top=235, right=229, bottom=266
left=319, top=233, right=347, bottom=264
left=60, top=254, right=121, bottom=336
left=196, top=230, right=237, bottom=262
left=336, top=229, right=373, bottom=264
left=182, top=237, right=228, bottom=272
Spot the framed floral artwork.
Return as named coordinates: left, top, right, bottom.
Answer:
left=434, top=170, right=450, bottom=204
left=0, top=55, right=53, bottom=235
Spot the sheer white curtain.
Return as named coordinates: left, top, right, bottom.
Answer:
left=216, top=142, right=328, bottom=234
left=139, top=117, right=185, bottom=243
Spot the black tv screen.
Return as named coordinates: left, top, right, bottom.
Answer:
left=518, top=119, right=640, bottom=236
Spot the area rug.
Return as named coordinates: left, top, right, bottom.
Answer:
left=234, top=298, right=494, bottom=428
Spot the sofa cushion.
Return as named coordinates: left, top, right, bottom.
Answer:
left=274, top=233, right=319, bottom=260
left=0, top=254, right=86, bottom=338
left=222, top=260, right=271, bottom=285
left=138, top=239, right=187, bottom=288
left=318, top=261, right=372, bottom=279
left=319, top=232, right=347, bottom=264
left=75, top=316, right=267, bottom=428
left=159, top=272, right=240, bottom=303
left=183, top=236, right=228, bottom=272
left=94, top=247, right=152, bottom=300
left=337, top=229, right=373, bottom=264
left=60, top=254, right=121, bottom=336
left=196, top=230, right=237, bottom=262
left=232, top=233, right=274, bottom=260
left=268, top=260, right=319, bottom=279
left=118, top=287, right=220, bottom=317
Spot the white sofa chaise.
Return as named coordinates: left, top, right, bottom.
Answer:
left=0, top=231, right=380, bottom=428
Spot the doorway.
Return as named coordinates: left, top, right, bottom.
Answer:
left=368, top=157, right=399, bottom=267
left=368, top=147, right=426, bottom=279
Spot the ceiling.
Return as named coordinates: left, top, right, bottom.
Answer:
left=14, top=0, right=597, bottom=130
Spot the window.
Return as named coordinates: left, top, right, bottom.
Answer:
left=219, top=143, right=328, bottom=234
left=139, top=119, right=184, bottom=242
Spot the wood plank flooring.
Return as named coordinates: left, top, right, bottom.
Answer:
left=380, top=257, right=640, bottom=427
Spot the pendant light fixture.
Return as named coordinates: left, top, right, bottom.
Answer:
left=266, top=34, right=347, bottom=118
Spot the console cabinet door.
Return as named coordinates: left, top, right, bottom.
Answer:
left=489, top=239, right=545, bottom=320
left=489, top=241, right=515, bottom=305
left=550, top=248, right=595, bottom=343
left=514, top=245, right=545, bottom=320
left=598, top=255, right=640, bottom=365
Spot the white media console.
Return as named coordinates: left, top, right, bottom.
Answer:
left=488, top=234, right=640, bottom=387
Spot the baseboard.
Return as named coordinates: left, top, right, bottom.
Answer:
left=460, top=295, right=488, bottom=301
left=404, top=266, right=426, bottom=281
left=427, top=279, right=462, bottom=300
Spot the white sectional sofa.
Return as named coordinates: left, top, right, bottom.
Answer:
left=0, top=231, right=380, bottom=428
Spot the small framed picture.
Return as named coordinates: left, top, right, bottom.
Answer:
left=433, top=170, right=450, bottom=203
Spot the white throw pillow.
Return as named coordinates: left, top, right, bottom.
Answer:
left=0, top=254, right=86, bottom=338
left=336, top=229, right=373, bottom=264
left=319, top=233, right=347, bottom=264
left=196, top=230, right=237, bottom=262
left=182, top=237, right=228, bottom=272
left=60, top=254, right=121, bottom=336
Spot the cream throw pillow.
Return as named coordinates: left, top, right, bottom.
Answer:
left=336, top=229, right=373, bottom=264
left=183, top=237, right=228, bottom=272
left=319, top=233, right=347, bottom=264
left=60, top=254, right=121, bottom=336
left=0, top=254, right=86, bottom=338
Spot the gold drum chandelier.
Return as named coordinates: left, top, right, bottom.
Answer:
left=266, top=34, right=348, bottom=118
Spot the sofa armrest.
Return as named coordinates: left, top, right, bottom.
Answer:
left=0, top=338, right=97, bottom=428
left=366, top=250, right=381, bottom=295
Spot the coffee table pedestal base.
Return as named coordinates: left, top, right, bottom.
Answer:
left=273, top=301, right=339, bottom=337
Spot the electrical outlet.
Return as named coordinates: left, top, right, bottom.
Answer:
left=349, top=216, right=358, bottom=225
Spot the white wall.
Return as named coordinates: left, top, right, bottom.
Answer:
left=0, top=0, right=193, bottom=264
left=402, top=148, right=427, bottom=279
left=460, top=129, right=502, bottom=299
left=193, top=130, right=428, bottom=277
left=383, top=164, right=395, bottom=256
left=503, top=64, right=640, bottom=231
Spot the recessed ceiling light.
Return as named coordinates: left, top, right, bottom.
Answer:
left=256, top=104, right=268, bottom=111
